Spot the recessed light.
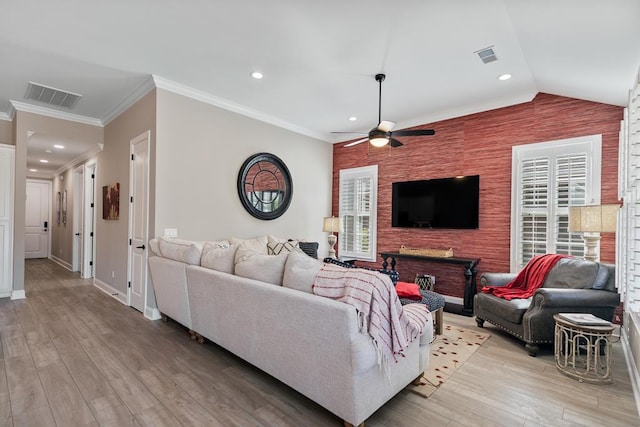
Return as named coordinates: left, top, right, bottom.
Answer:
left=349, top=117, right=357, bottom=121
left=30, top=169, right=37, bottom=172
left=39, top=159, right=48, bottom=163
left=250, top=71, right=264, bottom=79
left=498, top=73, right=512, bottom=81
left=45, top=149, right=52, bottom=153
left=54, top=144, right=65, bottom=149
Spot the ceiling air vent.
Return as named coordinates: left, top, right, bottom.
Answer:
left=475, top=47, right=497, bottom=64
left=25, top=82, right=82, bottom=109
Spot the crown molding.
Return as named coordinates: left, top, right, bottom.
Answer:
left=102, top=76, right=156, bottom=126
left=0, top=103, right=15, bottom=122
left=11, top=101, right=103, bottom=127
left=152, top=75, right=329, bottom=142
left=54, top=143, right=104, bottom=176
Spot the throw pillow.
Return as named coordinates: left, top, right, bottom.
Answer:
left=395, top=281, right=423, bottom=300
left=297, top=241, right=319, bottom=259
left=267, top=240, right=299, bottom=255
left=157, top=237, right=204, bottom=265
left=201, top=241, right=236, bottom=274
left=282, top=250, right=323, bottom=293
left=232, top=235, right=269, bottom=264
left=235, top=252, right=289, bottom=286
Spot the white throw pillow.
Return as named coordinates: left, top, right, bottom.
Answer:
left=201, top=241, right=236, bottom=274
left=157, top=237, right=203, bottom=265
left=235, top=252, right=289, bottom=286
left=282, top=250, right=323, bottom=293
left=231, top=236, right=269, bottom=263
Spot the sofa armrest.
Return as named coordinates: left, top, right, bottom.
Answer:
left=531, top=288, right=620, bottom=308
left=480, top=272, right=517, bottom=288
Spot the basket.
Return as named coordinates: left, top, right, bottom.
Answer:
left=399, top=245, right=454, bottom=258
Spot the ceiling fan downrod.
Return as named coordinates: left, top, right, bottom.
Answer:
left=375, top=73, right=385, bottom=125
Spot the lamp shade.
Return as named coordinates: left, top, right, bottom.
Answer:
left=569, top=204, right=618, bottom=233
left=323, top=216, right=343, bottom=233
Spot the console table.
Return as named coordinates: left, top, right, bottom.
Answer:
left=379, top=252, right=481, bottom=316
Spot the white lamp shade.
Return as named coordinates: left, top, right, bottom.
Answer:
left=569, top=204, right=618, bottom=233
left=323, top=216, right=343, bottom=233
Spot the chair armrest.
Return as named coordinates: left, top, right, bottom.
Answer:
left=531, top=288, right=620, bottom=308
left=480, top=272, right=517, bottom=288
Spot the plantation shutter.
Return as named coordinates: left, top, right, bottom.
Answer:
left=339, top=165, right=378, bottom=261
left=512, top=136, right=601, bottom=272
left=519, top=157, right=549, bottom=266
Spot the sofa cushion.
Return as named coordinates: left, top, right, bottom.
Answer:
left=235, top=252, right=289, bottom=285
left=157, top=237, right=203, bottom=265
left=201, top=241, right=236, bottom=274
left=476, top=293, right=532, bottom=324
left=282, top=250, right=323, bottom=293
left=543, top=258, right=603, bottom=289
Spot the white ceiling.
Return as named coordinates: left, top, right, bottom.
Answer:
left=2, top=0, right=639, bottom=177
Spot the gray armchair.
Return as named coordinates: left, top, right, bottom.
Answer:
left=474, top=258, right=620, bottom=356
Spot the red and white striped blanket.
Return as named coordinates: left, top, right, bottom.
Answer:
left=312, top=265, right=430, bottom=371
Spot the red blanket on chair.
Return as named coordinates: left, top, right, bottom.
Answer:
left=481, top=254, right=567, bottom=300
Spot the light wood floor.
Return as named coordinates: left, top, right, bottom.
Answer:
left=0, top=259, right=638, bottom=426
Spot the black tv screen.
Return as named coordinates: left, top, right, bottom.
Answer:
left=392, top=175, right=480, bottom=229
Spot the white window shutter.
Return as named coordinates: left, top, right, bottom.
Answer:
left=339, top=165, right=378, bottom=261
left=511, top=135, right=601, bottom=272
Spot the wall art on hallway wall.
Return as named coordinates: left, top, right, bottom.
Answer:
left=103, top=183, right=120, bottom=220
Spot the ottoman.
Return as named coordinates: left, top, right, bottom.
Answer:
left=399, top=288, right=446, bottom=335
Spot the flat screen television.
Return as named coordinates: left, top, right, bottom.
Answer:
left=392, top=175, right=480, bottom=229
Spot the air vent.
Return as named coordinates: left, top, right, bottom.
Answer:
left=475, top=47, right=497, bottom=64
left=25, top=82, right=82, bottom=109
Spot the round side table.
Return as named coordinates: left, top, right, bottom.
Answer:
left=554, top=314, right=615, bottom=384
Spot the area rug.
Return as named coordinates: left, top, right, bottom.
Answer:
left=407, top=324, right=490, bottom=398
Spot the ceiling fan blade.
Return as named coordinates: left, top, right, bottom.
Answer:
left=391, top=129, right=436, bottom=137
left=389, top=138, right=403, bottom=148
left=344, top=138, right=369, bottom=147
left=377, top=120, right=396, bottom=132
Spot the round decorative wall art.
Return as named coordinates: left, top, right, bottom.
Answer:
left=237, top=152, right=292, bottom=220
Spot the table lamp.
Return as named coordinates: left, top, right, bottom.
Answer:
left=568, top=204, right=619, bottom=262
left=323, top=216, right=343, bottom=259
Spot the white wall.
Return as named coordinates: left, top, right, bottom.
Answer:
left=155, top=88, right=333, bottom=254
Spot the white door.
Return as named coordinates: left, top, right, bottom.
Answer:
left=25, top=180, right=51, bottom=259
left=0, top=145, right=14, bottom=297
left=83, top=164, right=97, bottom=279
left=128, top=131, right=150, bottom=313
left=72, top=166, right=84, bottom=272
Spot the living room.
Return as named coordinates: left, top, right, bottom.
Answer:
left=0, top=1, right=639, bottom=425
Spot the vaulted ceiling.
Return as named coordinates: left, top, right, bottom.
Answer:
left=1, top=0, right=639, bottom=154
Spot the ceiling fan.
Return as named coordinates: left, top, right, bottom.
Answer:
left=333, top=73, right=435, bottom=148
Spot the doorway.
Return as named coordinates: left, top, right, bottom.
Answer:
left=72, top=166, right=84, bottom=272
left=25, top=180, right=51, bottom=259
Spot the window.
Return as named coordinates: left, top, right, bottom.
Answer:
left=339, top=165, right=378, bottom=261
left=511, top=135, right=601, bottom=272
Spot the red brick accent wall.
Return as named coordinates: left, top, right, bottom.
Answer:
left=331, top=93, right=622, bottom=299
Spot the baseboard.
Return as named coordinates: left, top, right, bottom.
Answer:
left=622, top=317, right=640, bottom=417
left=93, top=278, right=128, bottom=305
left=10, top=290, right=25, bottom=300
left=145, top=307, right=161, bottom=321
left=49, top=255, right=72, bottom=271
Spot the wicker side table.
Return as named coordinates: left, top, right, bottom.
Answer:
left=554, top=314, right=615, bottom=384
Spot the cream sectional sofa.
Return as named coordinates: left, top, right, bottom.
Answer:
left=148, top=236, right=433, bottom=427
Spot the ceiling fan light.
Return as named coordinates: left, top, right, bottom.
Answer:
left=370, top=137, right=389, bottom=147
